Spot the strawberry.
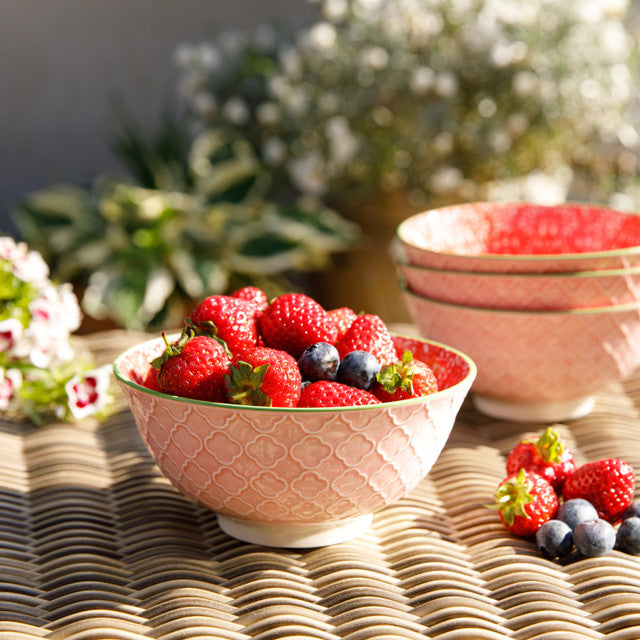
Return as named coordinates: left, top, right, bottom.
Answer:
left=297, top=380, right=381, bottom=408
left=258, top=293, right=338, bottom=359
left=232, top=286, right=269, bottom=312
left=506, top=427, right=576, bottom=492
left=225, top=346, right=301, bottom=407
left=153, top=330, right=231, bottom=402
left=562, top=458, right=636, bottom=523
left=140, top=366, right=160, bottom=392
left=335, top=313, right=398, bottom=366
left=490, top=469, right=559, bottom=537
left=373, top=350, right=438, bottom=402
left=189, top=294, right=259, bottom=354
left=328, top=307, right=357, bottom=341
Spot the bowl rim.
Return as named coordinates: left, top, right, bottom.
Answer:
left=113, top=332, right=478, bottom=412
left=396, top=201, right=640, bottom=262
left=402, top=282, right=640, bottom=316
left=395, top=257, right=640, bottom=279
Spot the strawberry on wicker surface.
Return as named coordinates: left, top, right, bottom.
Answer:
left=490, top=469, right=559, bottom=537
left=335, top=313, right=398, bottom=366
left=506, top=427, right=576, bottom=492
left=373, top=350, right=438, bottom=402
left=298, top=380, right=381, bottom=408
left=259, top=293, right=338, bottom=359
left=189, top=295, right=259, bottom=354
left=562, top=458, right=636, bottom=523
left=225, top=346, right=302, bottom=408
left=154, top=331, right=231, bottom=402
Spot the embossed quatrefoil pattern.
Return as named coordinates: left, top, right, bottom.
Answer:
left=404, top=290, right=640, bottom=403
left=115, top=335, right=475, bottom=525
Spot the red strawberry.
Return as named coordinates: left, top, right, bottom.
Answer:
left=506, top=427, right=576, bottom=492
left=154, top=331, right=231, bottom=402
left=189, top=295, right=259, bottom=354
left=232, top=286, right=269, bottom=312
left=140, top=366, right=160, bottom=392
left=490, top=469, right=559, bottom=537
left=258, top=293, right=338, bottom=359
left=297, top=380, right=381, bottom=408
left=225, top=346, right=302, bottom=407
left=562, top=458, right=636, bottom=523
left=335, top=314, right=397, bottom=366
left=373, top=350, right=438, bottom=402
left=328, top=307, right=357, bottom=341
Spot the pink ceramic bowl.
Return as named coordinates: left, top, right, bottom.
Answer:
left=402, top=287, right=640, bottom=423
left=114, top=333, right=476, bottom=548
left=397, top=202, right=640, bottom=273
left=397, top=260, right=640, bottom=311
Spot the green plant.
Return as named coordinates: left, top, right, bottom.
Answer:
left=14, top=123, right=359, bottom=332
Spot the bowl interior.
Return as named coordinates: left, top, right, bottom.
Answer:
left=397, top=202, right=640, bottom=259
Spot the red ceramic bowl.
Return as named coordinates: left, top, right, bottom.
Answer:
left=114, top=333, right=476, bottom=547
left=397, top=202, right=640, bottom=273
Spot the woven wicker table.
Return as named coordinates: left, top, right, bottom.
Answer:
left=1, top=329, right=640, bottom=640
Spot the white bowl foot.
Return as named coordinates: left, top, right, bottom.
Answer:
left=217, top=513, right=374, bottom=548
left=472, top=393, right=595, bottom=423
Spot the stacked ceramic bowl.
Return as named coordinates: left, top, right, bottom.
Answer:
left=395, top=201, right=640, bottom=422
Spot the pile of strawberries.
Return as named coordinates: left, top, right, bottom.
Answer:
left=140, top=287, right=439, bottom=408
left=490, top=426, right=639, bottom=558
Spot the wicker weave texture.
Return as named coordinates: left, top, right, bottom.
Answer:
left=1, top=330, right=640, bottom=640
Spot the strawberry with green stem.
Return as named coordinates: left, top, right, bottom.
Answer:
left=373, top=350, right=438, bottom=402
left=225, top=346, right=302, bottom=408
left=506, top=426, right=576, bottom=492
left=153, top=328, right=231, bottom=402
left=490, top=468, right=559, bottom=537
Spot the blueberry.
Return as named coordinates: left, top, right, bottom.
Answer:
left=535, top=520, right=574, bottom=558
left=298, top=342, right=339, bottom=381
left=573, top=519, right=616, bottom=557
left=557, top=498, right=599, bottom=530
left=616, top=516, right=640, bottom=555
left=622, top=499, right=640, bottom=521
left=337, top=350, right=380, bottom=390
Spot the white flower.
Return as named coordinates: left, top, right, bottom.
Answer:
left=0, top=236, right=50, bottom=286
left=410, top=66, right=436, bottom=95
left=65, top=366, right=112, bottom=420
left=263, top=137, right=288, bottom=165
left=222, top=97, right=250, bottom=126
left=326, top=116, right=360, bottom=167
left=256, top=102, right=281, bottom=126
left=435, top=72, right=459, bottom=97
left=279, top=46, right=303, bottom=80
left=429, top=167, right=464, bottom=194
left=0, top=367, right=22, bottom=410
left=323, top=0, right=349, bottom=21
left=359, top=46, right=389, bottom=70
left=0, top=318, right=23, bottom=355
left=288, top=152, right=328, bottom=196
left=304, top=22, right=337, bottom=51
